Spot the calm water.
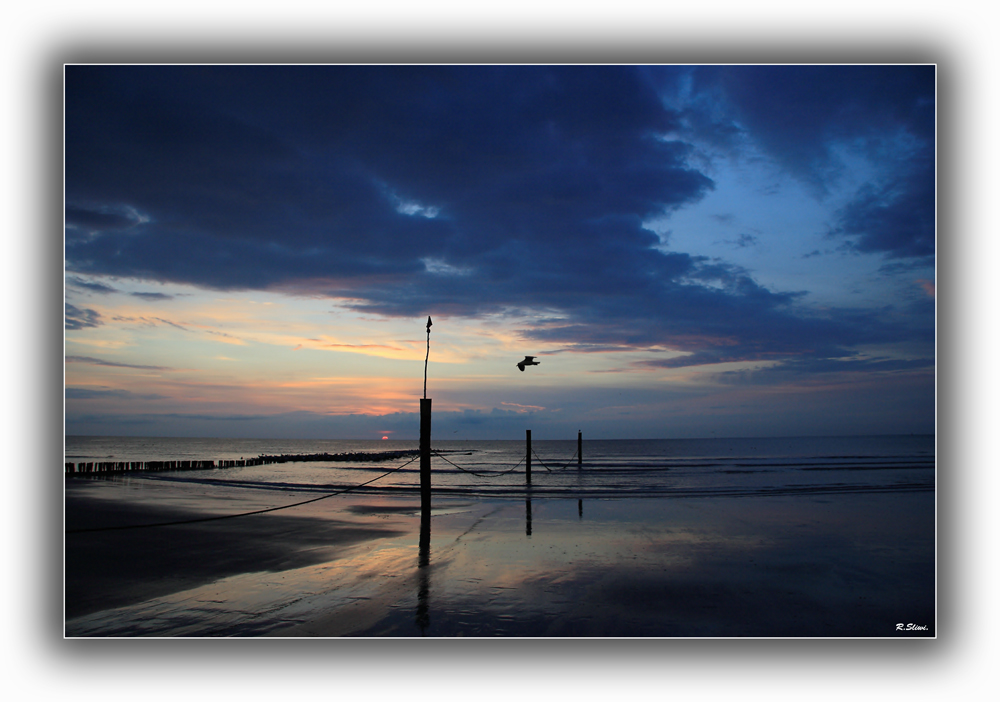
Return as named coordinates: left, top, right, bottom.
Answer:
left=65, top=434, right=935, bottom=501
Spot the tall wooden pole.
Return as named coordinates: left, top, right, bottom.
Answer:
left=578, top=430, right=583, bottom=469
left=423, top=316, right=432, bottom=400
left=420, top=316, right=433, bottom=509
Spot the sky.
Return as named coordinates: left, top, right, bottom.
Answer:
left=64, top=64, right=935, bottom=440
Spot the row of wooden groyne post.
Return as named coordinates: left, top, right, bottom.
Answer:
left=64, top=449, right=423, bottom=475
left=66, top=457, right=267, bottom=474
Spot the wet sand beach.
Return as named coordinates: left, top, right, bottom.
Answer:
left=65, top=475, right=934, bottom=637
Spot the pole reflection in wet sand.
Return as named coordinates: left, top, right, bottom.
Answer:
left=416, top=500, right=431, bottom=635
left=525, top=493, right=532, bottom=537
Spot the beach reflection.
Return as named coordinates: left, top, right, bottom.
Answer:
left=525, top=494, right=532, bottom=537
left=65, top=490, right=935, bottom=637
left=416, top=500, right=431, bottom=634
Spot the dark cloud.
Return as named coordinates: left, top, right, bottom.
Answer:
left=66, top=66, right=710, bottom=287
left=67, top=276, right=118, bottom=294
left=130, top=292, right=174, bottom=301
left=65, top=303, right=102, bottom=330
left=65, top=65, right=934, bottom=371
left=712, top=356, right=936, bottom=386
left=830, top=159, right=935, bottom=259
left=65, top=204, right=145, bottom=232
left=66, top=356, right=174, bottom=372
left=65, top=387, right=167, bottom=400
left=112, top=315, right=189, bottom=332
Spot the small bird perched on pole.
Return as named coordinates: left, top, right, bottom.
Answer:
left=516, top=356, right=540, bottom=372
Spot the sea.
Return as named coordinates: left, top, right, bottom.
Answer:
left=65, top=434, right=937, bottom=637
left=64, top=434, right=935, bottom=502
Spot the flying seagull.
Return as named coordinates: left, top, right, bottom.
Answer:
left=517, top=356, right=540, bottom=372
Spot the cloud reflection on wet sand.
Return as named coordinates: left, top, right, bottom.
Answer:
left=66, top=482, right=933, bottom=637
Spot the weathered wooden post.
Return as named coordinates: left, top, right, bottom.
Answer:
left=578, top=430, right=583, bottom=469
left=417, top=315, right=434, bottom=633
left=420, top=398, right=432, bottom=509
left=420, top=316, right=433, bottom=510
left=525, top=429, right=532, bottom=486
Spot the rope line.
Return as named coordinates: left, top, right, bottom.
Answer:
left=68, top=443, right=583, bottom=534
left=66, top=454, right=421, bottom=534
left=432, top=449, right=524, bottom=477
left=531, top=446, right=579, bottom=473
left=432, top=446, right=579, bottom=477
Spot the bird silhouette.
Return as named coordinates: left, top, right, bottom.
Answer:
left=516, top=356, right=540, bottom=372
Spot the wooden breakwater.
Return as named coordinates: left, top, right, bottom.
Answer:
left=65, top=449, right=421, bottom=475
